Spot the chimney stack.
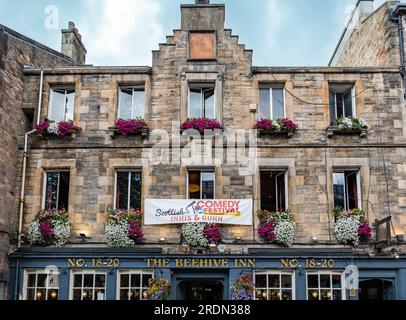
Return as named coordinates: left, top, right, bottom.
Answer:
left=61, top=21, right=87, bottom=65
left=354, top=0, right=374, bottom=26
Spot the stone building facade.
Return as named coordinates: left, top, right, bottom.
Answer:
left=2, top=0, right=406, bottom=300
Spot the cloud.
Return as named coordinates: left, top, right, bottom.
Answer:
left=78, top=0, right=164, bottom=66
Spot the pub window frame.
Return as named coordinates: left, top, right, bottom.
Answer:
left=23, top=269, right=60, bottom=301
left=306, top=271, right=346, bottom=301
left=188, top=83, right=216, bottom=120
left=117, top=85, right=146, bottom=120
left=116, top=270, right=154, bottom=301
left=47, top=87, right=75, bottom=122
left=69, top=270, right=107, bottom=301
left=258, top=84, right=286, bottom=120
left=187, top=169, right=216, bottom=200
left=333, top=169, right=362, bottom=212
left=259, top=170, right=289, bottom=212
left=41, top=170, right=70, bottom=211
left=329, top=83, right=356, bottom=124
left=114, top=170, right=143, bottom=210
left=254, top=271, right=295, bottom=300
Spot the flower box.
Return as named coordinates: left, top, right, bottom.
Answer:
left=334, top=208, right=372, bottom=246
left=254, top=118, right=298, bottom=138
left=27, top=209, right=71, bottom=247
left=180, top=118, right=223, bottom=135
left=181, top=223, right=222, bottom=247
left=35, top=120, right=82, bottom=140
left=109, top=118, right=148, bottom=139
left=257, top=210, right=295, bottom=247
left=327, top=117, right=368, bottom=138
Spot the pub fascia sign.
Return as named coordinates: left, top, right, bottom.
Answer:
left=144, top=199, right=253, bottom=225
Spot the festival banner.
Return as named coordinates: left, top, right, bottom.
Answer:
left=144, top=199, right=253, bottom=225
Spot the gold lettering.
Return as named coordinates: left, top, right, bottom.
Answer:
left=200, top=259, right=208, bottom=268
left=247, top=259, right=256, bottom=268
left=68, top=259, right=76, bottom=268
left=176, top=259, right=183, bottom=268
left=222, top=259, right=228, bottom=267
left=289, top=259, right=299, bottom=268
left=281, top=259, right=289, bottom=268
left=192, top=259, right=199, bottom=268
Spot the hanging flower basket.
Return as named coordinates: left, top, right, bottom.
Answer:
left=35, top=120, right=82, bottom=139
left=327, top=116, right=368, bottom=138
left=181, top=118, right=223, bottom=134
left=105, top=209, right=145, bottom=248
left=254, top=118, right=298, bottom=138
left=257, top=210, right=295, bottom=247
left=334, top=208, right=372, bottom=246
left=27, top=209, right=71, bottom=247
left=181, top=223, right=222, bottom=247
left=231, top=274, right=255, bottom=300
left=109, top=118, right=148, bottom=139
left=145, top=279, right=171, bottom=300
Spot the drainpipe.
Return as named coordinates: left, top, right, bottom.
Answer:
left=17, top=69, right=44, bottom=248
left=392, top=7, right=406, bottom=100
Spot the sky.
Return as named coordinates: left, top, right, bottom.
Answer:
left=0, top=0, right=388, bottom=67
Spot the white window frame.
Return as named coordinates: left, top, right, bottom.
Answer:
left=117, top=86, right=145, bottom=120
left=330, top=85, right=356, bottom=119
left=188, top=84, right=216, bottom=119
left=116, top=270, right=154, bottom=300
left=259, top=86, right=286, bottom=120
left=113, top=170, right=142, bottom=210
left=186, top=170, right=216, bottom=199
left=69, top=270, right=107, bottom=301
left=253, top=270, right=295, bottom=300
left=306, top=271, right=346, bottom=301
left=41, top=170, right=70, bottom=210
left=259, top=170, right=289, bottom=212
left=23, top=269, right=60, bottom=300
left=333, top=169, right=362, bottom=211
left=48, top=87, right=75, bottom=122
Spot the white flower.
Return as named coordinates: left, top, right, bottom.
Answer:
left=344, top=117, right=353, bottom=128
left=274, top=221, right=295, bottom=247
left=359, top=118, right=368, bottom=128
left=182, top=223, right=209, bottom=247
left=27, top=219, right=43, bottom=245
left=47, top=122, right=60, bottom=135
left=105, top=220, right=135, bottom=248
left=334, top=216, right=360, bottom=246
left=27, top=218, right=70, bottom=247
left=274, top=122, right=281, bottom=131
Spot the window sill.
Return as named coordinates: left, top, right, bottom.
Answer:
left=326, top=127, right=367, bottom=138
left=108, top=127, right=149, bottom=139
left=36, top=130, right=78, bottom=141
left=256, top=129, right=295, bottom=138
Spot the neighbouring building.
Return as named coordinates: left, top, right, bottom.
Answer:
left=2, top=0, right=406, bottom=300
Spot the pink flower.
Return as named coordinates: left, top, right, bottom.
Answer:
left=358, top=221, right=372, bottom=240
left=40, top=220, right=54, bottom=237
left=57, top=121, right=82, bottom=137
left=128, top=219, right=144, bottom=243
left=203, top=225, right=222, bottom=243
left=258, top=222, right=276, bottom=242
left=35, top=120, right=50, bottom=135
left=115, top=118, right=147, bottom=136
left=181, top=118, right=223, bottom=133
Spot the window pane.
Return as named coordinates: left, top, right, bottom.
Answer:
left=260, top=171, right=286, bottom=212
left=189, top=171, right=201, bottom=199
left=320, top=274, right=331, bottom=288
left=332, top=275, right=342, bottom=288
left=142, top=274, right=152, bottom=288
left=336, top=93, right=344, bottom=118
left=116, top=172, right=129, bottom=210
left=333, top=172, right=345, bottom=210
left=83, top=274, right=94, bottom=287
left=272, top=88, right=284, bottom=119
left=268, top=275, right=279, bottom=288
left=120, top=289, right=129, bottom=300
left=203, top=88, right=215, bottom=119
left=82, top=289, right=93, bottom=300
left=131, top=274, right=141, bottom=288
left=308, top=290, right=319, bottom=300
left=276, top=172, right=286, bottom=212
left=201, top=172, right=214, bottom=199
left=329, top=91, right=336, bottom=124
left=49, top=89, right=66, bottom=122
left=120, top=274, right=130, bottom=288
left=48, top=289, right=58, bottom=300
left=332, top=290, right=342, bottom=300
left=343, top=89, right=353, bottom=117
left=321, top=289, right=332, bottom=300
left=281, top=290, right=292, bottom=301
left=307, top=275, right=318, bottom=288
left=132, top=90, right=145, bottom=118
left=131, top=290, right=141, bottom=300
left=73, top=289, right=82, bottom=300
left=256, top=289, right=267, bottom=300
left=27, top=288, right=35, bottom=300
left=95, top=274, right=105, bottom=288
left=269, top=289, right=280, bottom=300
left=281, top=275, right=292, bottom=288
left=36, top=289, right=46, bottom=301
left=259, top=89, right=270, bottom=119
left=255, top=275, right=266, bottom=288
left=28, top=274, right=36, bottom=287
left=119, top=89, right=133, bottom=120
left=58, top=172, right=70, bottom=211
left=189, top=88, right=202, bottom=118
left=65, top=90, right=75, bottom=121
left=73, top=274, right=82, bottom=287
left=45, top=172, right=59, bottom=210
left=95, top=289, right=105, bottom=300
left=129, top=172, right=142, bottom=210
left=345, top=171, right=358, bottom=210
left=37, top=274, right=47, bottom=288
